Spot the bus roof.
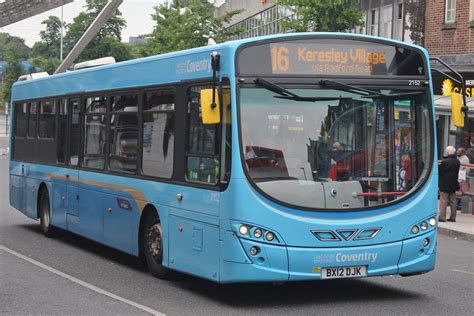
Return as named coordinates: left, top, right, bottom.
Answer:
left=11, top=33, right=429, bottom=102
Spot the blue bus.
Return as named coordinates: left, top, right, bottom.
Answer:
left=9, top=33, right=438, bottom=283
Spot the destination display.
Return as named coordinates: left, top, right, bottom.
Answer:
left=237, top=38, right=426, bottom=77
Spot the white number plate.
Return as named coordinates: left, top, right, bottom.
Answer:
left=321, top=266, right=367, bottom=279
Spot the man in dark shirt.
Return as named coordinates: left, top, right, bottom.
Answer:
left=438, top=146, right=461, bottom=222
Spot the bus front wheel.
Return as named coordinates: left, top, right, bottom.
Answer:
left=39, top=189, right=56, bottom=237
left=143, top=214, right=169, bottom=279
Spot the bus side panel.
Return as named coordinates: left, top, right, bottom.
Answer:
left=103, top=192, right=139, bottom=255
left=75, top=186, right=104, bottom=244
left=50, top=169, right=69, bottom=230
left=168, top=213, right=220, bottom=282
left=24, top=170, right=39, bottom=219
left=9, top=173, right=24, bottom=213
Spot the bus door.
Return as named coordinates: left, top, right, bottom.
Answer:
left=66, top=98, right=81, bottom=220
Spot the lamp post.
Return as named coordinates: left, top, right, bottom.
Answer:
left=60, top=1, right=64, bottom=61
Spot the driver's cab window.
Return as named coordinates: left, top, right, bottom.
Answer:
left=186, top=84, right=220, bottom=184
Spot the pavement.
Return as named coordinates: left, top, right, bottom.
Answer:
left=438, top=209, right=474, bottom=242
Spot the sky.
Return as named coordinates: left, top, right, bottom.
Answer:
left=0, top=0, right=167, bottom=47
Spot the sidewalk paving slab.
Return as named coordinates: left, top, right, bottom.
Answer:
left=438, top=210, right=474, bottom=242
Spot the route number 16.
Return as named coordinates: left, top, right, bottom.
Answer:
left=271, top=46, right=290, bottom=72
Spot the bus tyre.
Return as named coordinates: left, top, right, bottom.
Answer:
left=39, top=189, right=56, bottom=238
left=143, top=215, right=169, bottom=279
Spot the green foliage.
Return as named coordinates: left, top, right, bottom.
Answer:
left=404, top=0, right=425, bottom=46
left=1, top=41, right=26, bottom=104
left=144, top=0, right=243, bottom=55
left=76, top=37, right=132, bottom=62
left=64, top=0, right=127, bottom=62
left=30, top=56, right=61, bottom=75
left=277, top=0, right=365, bottom=32
left=31, top=16, right=66, bottom=59
left=0, top=32, right=30, bottom=61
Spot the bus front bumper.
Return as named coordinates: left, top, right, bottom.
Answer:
left=220, top=229, right=436, bottom=283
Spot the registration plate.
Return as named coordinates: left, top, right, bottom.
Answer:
left=321, top=266, right=367, bottom=279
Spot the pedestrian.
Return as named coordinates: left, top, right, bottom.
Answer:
left=456, top=147, right=470, bottom=209
left=438, top=146, right=460, bottom=222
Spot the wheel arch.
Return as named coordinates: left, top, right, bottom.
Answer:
left=36, top=182, right=49, bottom=219
left=138, top=204, right=160, bottom=259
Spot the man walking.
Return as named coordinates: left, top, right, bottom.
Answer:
left=438, top=146, right=460, bottom=222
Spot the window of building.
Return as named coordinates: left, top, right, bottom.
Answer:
left=394, top=3, right=404, bottom=40
left=109, top=93, right=139, bottom=173
left=445, top=0, right=456, bottom=23
left=186, top=85, right=219, bottom=185
left=380, top=5, right=393, bottom=39
left=28, top=102, right=37, bottom=138
left=142, top=90, right=175, bottom=178
left=370, top=9, right=379, bottom=36
left=39, top=99, right=56, bottom=139
left=57, top=99, right=67, bottom=164
left=83, top=96, right=107, bottom=169
left=14, top=102, right=27, bottom=138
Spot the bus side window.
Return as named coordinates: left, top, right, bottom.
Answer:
left=142, top=89, right=175, bottom=179
left=14, top=102, right=27, bottom=138
left=83, top=95, right=107, bottom=169
left=69, top=99, right=81, bottom=166
left=186, top=85, right=220, bottom=184
left=109, top=93, right=138, bottom=173
left=57, top=99, right=67, bottom=164
left=28, top=102, right=38, bottom=138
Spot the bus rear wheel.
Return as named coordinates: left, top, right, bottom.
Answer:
left=143, top=214, right=169, bottom=279
left=39, top=189, right=56, bottom=237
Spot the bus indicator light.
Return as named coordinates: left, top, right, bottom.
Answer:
left=411, top=226, right=419, bottom=234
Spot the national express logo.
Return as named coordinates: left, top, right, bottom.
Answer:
left=442, top=79, right=454, bottom=96
left=441, top=78, right=474, bottom=97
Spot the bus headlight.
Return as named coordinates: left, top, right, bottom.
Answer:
left=253, top=228, right=263, bottom=238
left=420, top=221, right=428, bottom=230
left=239, top=225, right=249, bottom=235
left=265, top=232, right=275, bottom=241
left=429, top=217, right=437, bottom=226
left=250, top=246, right=260, bottom=256
left=423, top=238, right=430, bottom=247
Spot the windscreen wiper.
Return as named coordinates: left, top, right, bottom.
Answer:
left=319, top=79, right=424, bottom=99
left=254, top=78, right=352, bottom=102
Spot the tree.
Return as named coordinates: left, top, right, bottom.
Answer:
left=65, top=0, right=130, bottom=62
left=0, top=32, right=30, bottom=61
left=277, top=0, right=365, bottom=32
left=144, top=0, right=243, bottom=55
left=404, top=0, right=425, bottom=46
left=31, top=16, right=66, bottom=59
left=2, top=41, right=25, bottom=105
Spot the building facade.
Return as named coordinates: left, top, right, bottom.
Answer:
left=215, top=0, right=295, bottom=40
left=215, top=0, right=412, bottom=42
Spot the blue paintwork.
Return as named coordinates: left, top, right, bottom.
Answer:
left=9, top=33, right=438, bottom=283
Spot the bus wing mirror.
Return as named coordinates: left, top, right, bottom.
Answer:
left=200, top=89, right=221, bottom=124
left=451, top=92, right=464, bottom=128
